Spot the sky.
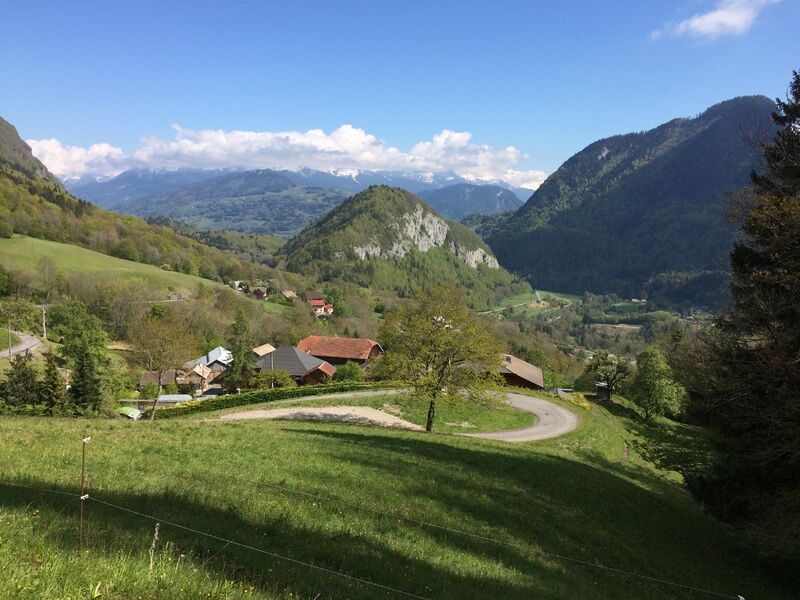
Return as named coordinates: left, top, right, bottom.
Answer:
left=1, top=0, right=798, bottom=188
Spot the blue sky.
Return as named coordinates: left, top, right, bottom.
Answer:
left=1, top=0, right=798, bottom=186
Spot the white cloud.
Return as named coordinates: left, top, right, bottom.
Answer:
left=27, top=124, right=547, bottom=189
left=652, top=0, right=778, bottom=41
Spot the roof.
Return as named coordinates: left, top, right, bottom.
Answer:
left=255, top=345, right=336, bottom=378
left=500, top=354, right=545, bottom=389
left=156, top=394, right=193, bottom=403
left=139, top=370, right=178, bottom=387
left=281, top=290, right=297, bottom=299
left=185, top=346, right=233, bottom=369
left=309, top=299, right=325, bottom=307
left=307, top=290, right=324, bottom=301
left=297, top=336, right=382, bottom=361
left=252, top=343, right=276, bottom=357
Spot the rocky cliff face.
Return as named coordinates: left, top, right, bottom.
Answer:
left=352, top=205, right=498, bottom=268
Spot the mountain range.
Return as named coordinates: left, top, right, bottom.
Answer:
left=66, top=168, right=530, bottom=236
left=479, top=95, right=776, bottom=307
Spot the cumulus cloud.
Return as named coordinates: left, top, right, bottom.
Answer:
left=651, top=0, right=778, bottom=41
left=27, top=124, right=547, bottom=189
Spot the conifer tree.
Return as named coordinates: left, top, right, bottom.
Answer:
left=693, top=71, right=800, bottom=541
left=3, top=353, right=40, bottom=409
left=226, top=308, right=255, bottom=389
left=41, top=350, right=67, bottom=415
left=70, top=342, right=102, bottom=413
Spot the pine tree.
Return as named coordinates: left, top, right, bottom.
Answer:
left=70, top=342, right=102, bottom=413
left=226, top=308, right=255, bottom=389
left=693, top=71, right=800, bottom=543
left=41, top=350, right=67, bottom=415
left=3, top=353, right=40, bottom=409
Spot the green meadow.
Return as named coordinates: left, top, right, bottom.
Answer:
left=0, top=236, right=223, bottom=295
left=0, top=393, right=794, bottom=599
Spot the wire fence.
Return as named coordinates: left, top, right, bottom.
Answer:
left=0, top=438, right=751, bottom=600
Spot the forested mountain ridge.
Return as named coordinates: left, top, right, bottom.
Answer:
left=93, top=169, right=351, bottom=237
left=483, top=95, right=776, bottom=307
left=68, top=168, right=231, bottom=210
left=280, top=186, right=528, bottom=309
left=0, top=119, right=270, bottom=282
left=417, top=183, right=523, bottom=220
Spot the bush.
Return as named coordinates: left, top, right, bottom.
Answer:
left=334, top=361, right=364, bottom=382
left=139, top=382, right=158, bottom=399
left=254, top=370, right=297, bottom=389
left=148, top=381, right=398, bottom=420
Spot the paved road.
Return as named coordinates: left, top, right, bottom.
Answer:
left=5, top=331, right=41, bottom=358
left=462, top=393, right=578, bottom=442
left=217, top=390, right=578, bottom=443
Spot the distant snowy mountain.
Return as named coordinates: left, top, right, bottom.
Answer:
left=65, top=166, right=532, bottom=209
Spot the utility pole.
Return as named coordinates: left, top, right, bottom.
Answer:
left=7, top=320, right=11, bottom=358
left=79, top=436, right=91, bottom=553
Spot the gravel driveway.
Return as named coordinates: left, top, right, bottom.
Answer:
left=216, top=390, right=577, bottom=442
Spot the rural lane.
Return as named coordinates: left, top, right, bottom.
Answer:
left=217, top=390, right=578, bottom=443
left=462, top=393, right=579, bottom=442
left=5, top=331, right=41, bottom=358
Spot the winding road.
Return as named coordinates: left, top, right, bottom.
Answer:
left=217, top=390, right=578, bottom=443
left=5, top=331, right=41, bottom=358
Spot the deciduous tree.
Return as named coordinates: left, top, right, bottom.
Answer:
left=376, top=285, right=502, bottom=432
left=585, top=350, right=630, bottom=401
left=628, top=348, right=683, bottom=423
left=130, top=314, right=198, bottom=420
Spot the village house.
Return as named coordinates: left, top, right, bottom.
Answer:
left=255, top=345, right=336, bottom=385
left=281, top=290, right=297, bottom=300
left=499, top=354, right=545, bottom=390
left=184, top=346, right=234, bottom=374
left=251, top=286, right=268, bottom=300
left=297, top=335, right=383, bottom=366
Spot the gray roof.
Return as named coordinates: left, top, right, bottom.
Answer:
left=185, top=346, right=233, bottom=369
left=255, top=345, right=333, bottom=377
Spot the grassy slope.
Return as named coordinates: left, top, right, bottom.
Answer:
left=0, top=396, right=793, bottom=599
left=198, top=392, right=535, bottom=434
left=0, top=236, right=223, bottom=295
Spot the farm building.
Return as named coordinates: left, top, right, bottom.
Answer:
left=255, top=345, right=336, bottom=385
left=297, top=335, right=382, bottom=366
left=499, top=354, right=545, bottom=389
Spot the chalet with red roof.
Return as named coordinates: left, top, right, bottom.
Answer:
left=297, top=335, right=383, bottom=366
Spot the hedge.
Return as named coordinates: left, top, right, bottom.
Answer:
left=147, top=381, right=400, bottom=420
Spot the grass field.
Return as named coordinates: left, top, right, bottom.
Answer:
left=0, top=236, right=224, bottom=295
left=1, top=393, right=795, bottom=599
left=202, top=392, right=535, bottom=434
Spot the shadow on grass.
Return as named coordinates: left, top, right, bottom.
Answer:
left=0, top=422, right=791, bottom=599
left=600, top=399, right=719, bottom=480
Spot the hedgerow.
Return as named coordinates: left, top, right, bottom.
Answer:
left=147, top=381, right=399, bottom=419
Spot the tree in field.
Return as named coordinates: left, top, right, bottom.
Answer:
left=585, top=350, right=630, bottom=401
left=691, top=71, right=800, bottom=536
left=40, top=350, right=67, bottom=415
left=70, top=342, right=102, bottom=413
left=226, top=308, right=255, bottom=390
left=628, top=348, right=684, bottom=423
left=3, top=353, right=40, bottom=409
left=376, top=285, right=502, bottom=432
left=129, top=315, right=199, bottom=420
